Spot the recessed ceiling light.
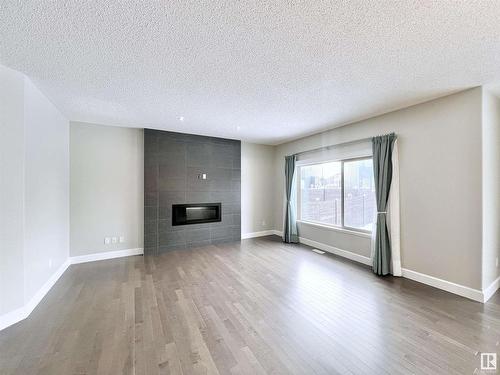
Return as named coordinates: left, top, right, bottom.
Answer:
left=178, top=116, right=184, bottom=121
left=236, top=125, right=241, bottom=131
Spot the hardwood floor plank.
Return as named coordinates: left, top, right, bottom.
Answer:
left=1, top=236, right=499, bottom=375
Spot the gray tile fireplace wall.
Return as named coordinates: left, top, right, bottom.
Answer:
left=144, top=129, right=241, bottom=255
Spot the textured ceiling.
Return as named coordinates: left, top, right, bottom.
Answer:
left=1, top=1, right=500, bottom=144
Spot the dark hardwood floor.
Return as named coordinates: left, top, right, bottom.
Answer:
left=1, top=235, right=499, bottom=374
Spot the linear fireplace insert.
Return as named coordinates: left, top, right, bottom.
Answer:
left=172, top=203, right=221, bottom=226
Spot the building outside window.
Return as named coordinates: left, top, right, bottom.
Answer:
left=298, top=157, right=376, bottom=232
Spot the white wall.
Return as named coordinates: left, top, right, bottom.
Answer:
left=241, top=142, right=275, bottom=236
left=0, top=66, right=26, bottom=315
left=70, top=122, right=143, bottom=257
left=482, top=89, right=500, bottom=289
left=0, top=64, right=69, bottom=321
left=23, top=78, right=70, bottom=301
left=274, top=88, right=484, bottom=289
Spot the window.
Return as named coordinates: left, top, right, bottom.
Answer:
left=343, top=159, right=376, bottom=231
left=299, top=162, right=342, bottom=226
left=298, top=157, right=376, bottom=232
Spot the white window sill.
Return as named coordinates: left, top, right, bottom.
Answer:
left=296, top=220, right=372, bottom=239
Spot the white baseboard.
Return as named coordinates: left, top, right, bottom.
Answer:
left=241, top=229, right=283, bottom=239
left=1, top=239, right=496, bottom=333
left=271, top=228, right=371, bottom=266
left=24, top=259, right=70, bottom=315
left=275, top=228, right=492, bottom=303
left=241, top=230, right=276, bottom=239
left=0, top=306, right=26, bottom=332
left=299, top=236, right=372, bottom=266
left=483, top=275, right=500, bottom=303
left=0, top=259, right=70, bottom=331
left=401, top=268, right=484, bottom=303
left=0, top=248, right=143, bottom=332
left=70, top=248, right=143, bottom=264
left=302, top=235, right=487, bottom=303
left=296, top=232, right=487, bottom=303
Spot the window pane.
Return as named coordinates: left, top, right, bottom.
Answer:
left=343, top=159, right=376, bottom=231
left=300, top=162, right=341, bottom=226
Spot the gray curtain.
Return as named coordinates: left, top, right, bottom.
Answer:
left=283, top=155, right=299, bottom=243
left=372, top=133, right=396, bottom=275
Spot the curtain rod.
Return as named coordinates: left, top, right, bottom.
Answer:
left=289, top=132, right=395, bottom=158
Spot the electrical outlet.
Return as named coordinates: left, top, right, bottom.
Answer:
left=48, top=259, right=53, bottom=268
left=496, top=257, right=499, bottom=268
left=261, top=220, right=267, bottom=227
left=119, top=236, right=125, bottom=243
left=112, top=237, right=117, bottom=244
left=104, top=237, right=111, bottom=245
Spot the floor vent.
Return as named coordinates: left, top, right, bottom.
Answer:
left=312, top=249, right=325, bottom=255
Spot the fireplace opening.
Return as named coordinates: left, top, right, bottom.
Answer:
left=172, top=203, right=221, bottom=226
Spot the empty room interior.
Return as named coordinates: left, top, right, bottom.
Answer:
left=1, top=2, right=500, bottom=374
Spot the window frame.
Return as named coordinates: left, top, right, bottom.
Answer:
left=297, top=156, right=374, bottom=234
